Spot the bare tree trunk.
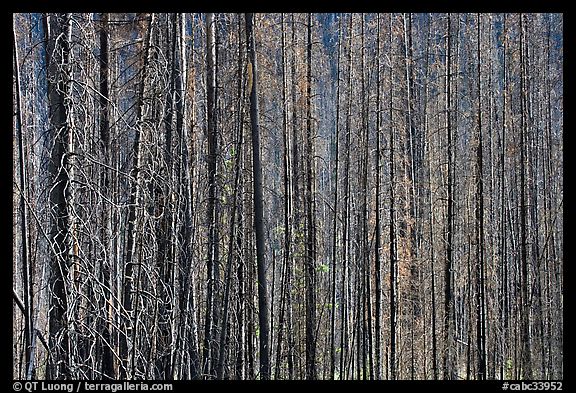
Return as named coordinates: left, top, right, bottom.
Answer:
left=119, top=13, right=155, bottom=379
left=422, top=14, right=438, bottom=380
left=443, top=12, right=456, bottom=381
left=374, top=14, right=383, bottom=380
left=304, top=12, right=318, bottom=381
left=329, top=12, right=343, bottom=381
left=275, top=12, right=294, bottom=380
left=203, top=12, right=220, bottom=378
left=13, top=20, right=34, bottom=379
left=234, top=15, right=246, bottom=381
left=287, top=14, right=298, bottom=380
left=499, top=13, right=510, bottom=381
left=402, top=25, right=420, bottom=373
left=97, top=12, right=116, bottom=380
left=518, top=13, right=533, bottom=380
left=174, top=13, right=201, bottom=380
left=339, top=13, right=354, bottom=380
left=245, top=13, right=271, bottom=380
left=44, top=13, right=74, bottom=379
left=360, top=13, right=374, bottom=380
left=389, top=12, right=398, bottom=382
left=475, top=13, right=487, bottom=380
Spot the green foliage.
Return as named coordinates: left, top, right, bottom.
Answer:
left=294, top=230, right=305, bottom=241
left=505, top=358, right=514, bottom=379
left=224, top=158, right=233, bottom=171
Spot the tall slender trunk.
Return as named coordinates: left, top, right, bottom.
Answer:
left=360, top=13, right=374, bottom=381
left=475, top=13, right=487, bottom=380
left=155, top=14, right=178, bottom=379
left=423, top=14, right=438, bottom=380
left=44, top=13, right=74, bottom=379
left=203, top=12, right=220, bottom=378
left=275, top=12, right=294, bottom=380
left=388, top=12, right=398, bottom=381
left=339, top=13, right=354, bottom=380
left=119, top=14, right=154, bottom=379
left=175, top=14, right=201, bottom=380
left=519, top=13, right=533, bottom=380
left=97, top=12, right=116, bottom=380
left=374, top=13, right=383, bottom=381
left=232, top=15, right=246, bottom=381
left=13, top=21, right=34, bottom=379
left=329, top=13, right=343, bottom=381
left=500, top=13, right=510, bottom=380
left=304, top=12, right=318, bottom=381
left=245, top=13, right=271, bottom=380
left=287, top=13, right=299, bottom=380
left=443, top=12, right=456, bottom=380
left=402, top=12, right=418, bottom=379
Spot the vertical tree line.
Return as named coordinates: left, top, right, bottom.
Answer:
left=13, top=12, right=563, bottom=380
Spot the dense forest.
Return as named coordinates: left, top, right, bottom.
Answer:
left=13, top=13, right=563, bottom=380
